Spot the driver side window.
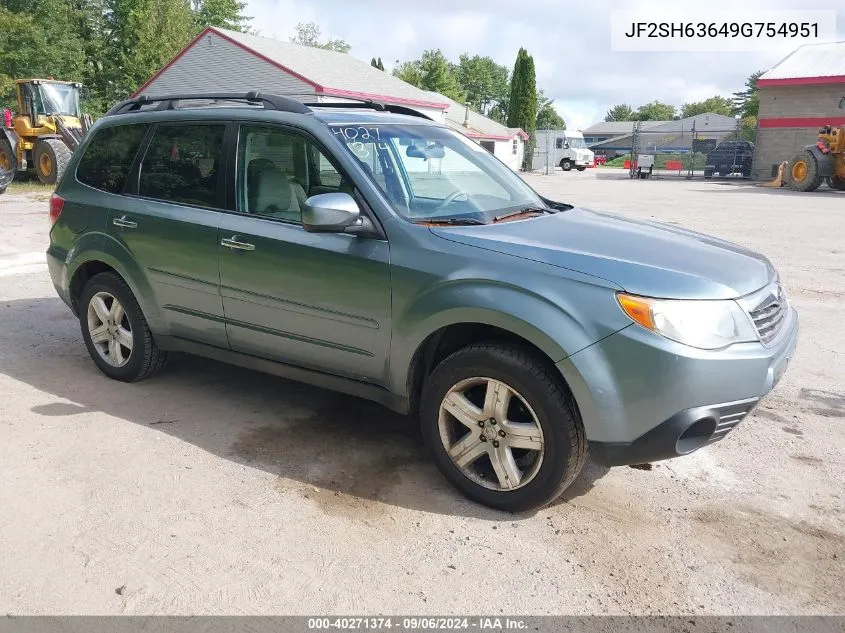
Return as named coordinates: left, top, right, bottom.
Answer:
left=237, top=126, right=351, bottom=223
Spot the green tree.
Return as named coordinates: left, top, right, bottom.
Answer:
left=487, top=102, right=507, bottom=125
left=371, top=57, right=379, bottom=68
left=102, top=0, right=196, bottom=106
left=680, top=95, right=733, bottom=118
left=0, top=0, right=87, bottom=110
left=290, top=21, right=350, bottom=53
left=191, top=0, right=250, bottom=32
left=733, top=70, right=763, bottom=118
left=455, top=54, right=509, bottom=114
left=536, top=91, right=565, bottom=130
left=393, top=50, right=464, bottom=102
left=418, top=49, right=464, bottom=101
left=377, top=57, right=384, bottom=71
left=507, top=48, right=538, bottom=170
left=636, top=100, right=676, bottom=121
left=604, top=103, right=635, bottom=122
left=393, top=60, right=423, bottom=87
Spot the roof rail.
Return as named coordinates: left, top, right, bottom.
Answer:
left=105, top=91, right=312, bottom=116
left=303, top=101, right=432, bottom=121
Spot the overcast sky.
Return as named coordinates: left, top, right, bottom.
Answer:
left=244, top=0, right=844, bottom=129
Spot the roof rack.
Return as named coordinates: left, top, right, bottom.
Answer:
left=105, top=91, right=312, bottom=116
left=104, top=91, right=434, bottom=121
left=302, top=101, right=432, bottom=121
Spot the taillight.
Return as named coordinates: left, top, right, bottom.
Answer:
left=49, top=193, right=65, bottom=224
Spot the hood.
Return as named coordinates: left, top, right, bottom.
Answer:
left=431, top=208, right=773, bottom=299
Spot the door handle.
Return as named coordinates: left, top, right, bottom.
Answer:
left=112, top=216, right=137, bottom=229
left=221, top=237, right=255, bottom=251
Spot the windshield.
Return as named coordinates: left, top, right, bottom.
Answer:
left=329, top=124, right=546, bottom=223
left=566, top=136, right=586, bottom=149
left=37, top=82, right=80, bottom=117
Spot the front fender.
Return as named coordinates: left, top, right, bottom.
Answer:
left=389, top=279, right=625, bottom=396
left=63, top=231, right=165, bottom=331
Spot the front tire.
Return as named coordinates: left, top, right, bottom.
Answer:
left=420, top=343, right=586, bottom=512
left=34, top=139, right=71, bottom=185
left=786, top=151, right=822, bottom=192
left=560, top=159, right=572, bottom=172
left=79, top=272, right=167, bottom=382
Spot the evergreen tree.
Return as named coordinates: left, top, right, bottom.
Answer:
left=376, top=57, right=384, bottom=71
left=507, top=48, right=538, bottom=170
left=733, top=70, right=763, bottom=118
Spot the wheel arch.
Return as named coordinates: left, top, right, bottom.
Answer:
left=404, top=320, right=576, bottom=418
left=66, top=236, right=164, bottom=331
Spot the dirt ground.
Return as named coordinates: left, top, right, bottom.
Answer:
left=0, top=171, right=842, bottom=615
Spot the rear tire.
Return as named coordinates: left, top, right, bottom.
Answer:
left=420, top=343, right=586, bottom=512
left=79, top=272, right=167, bottom=382
left=576, top=166, right=586, bottom=172
left=0, top=138, right=15, bottom=179
left=829, top=175, right=845, bottom=191
left=786, top=151, right=822, bottom=192
left=560, top=159, right=572, bottom=172
left=34, top=139, right=71, bottom=185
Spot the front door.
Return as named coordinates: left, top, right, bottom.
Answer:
left=106, top=122, right=228, bottom=347
left=218, top=124, right=391, bottom=384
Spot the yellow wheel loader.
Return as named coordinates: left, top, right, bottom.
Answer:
left=0, top=79, right=92, bottom=186
left=785, top=125, right=845, bottom=192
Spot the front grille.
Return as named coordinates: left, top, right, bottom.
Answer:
left=747, top=282, right=788, bottom=344
left=707, top=398, right=758, bottom=444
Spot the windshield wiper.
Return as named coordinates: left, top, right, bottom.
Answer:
left=493, top=206, right=551, bottom=222
left=415, top=217, right=487, bottom=226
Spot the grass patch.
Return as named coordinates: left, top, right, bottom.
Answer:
left=6, top=180, right=55, bottom=194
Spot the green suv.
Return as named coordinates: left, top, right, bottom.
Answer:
left=47, top=93, right=798, bottom=511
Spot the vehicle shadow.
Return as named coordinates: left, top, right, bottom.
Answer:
left=0, top=296, right=609, bottom=519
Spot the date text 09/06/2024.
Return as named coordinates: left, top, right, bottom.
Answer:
left=307, top=617, right=529, bottom=630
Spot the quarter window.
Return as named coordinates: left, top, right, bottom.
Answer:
left=76, top=124, right=148, bottom=194
left=138, top=124, right=225, bottom=207
left=555, top=138, right=563, bottom=149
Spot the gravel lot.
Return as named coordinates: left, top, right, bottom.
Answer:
left=0, top=172, right=843, bottom=615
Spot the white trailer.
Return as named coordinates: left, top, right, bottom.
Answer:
left=533, top=130, right=595, bottom=173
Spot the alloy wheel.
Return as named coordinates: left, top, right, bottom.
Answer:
left=87, top=291, right=133, bottom=367
left=438, top=377, right=544, bottom=491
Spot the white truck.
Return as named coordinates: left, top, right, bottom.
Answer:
left=533, top=130, right=595, bottom=172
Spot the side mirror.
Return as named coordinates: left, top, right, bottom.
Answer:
left=302, top=192, right=360, bottom=233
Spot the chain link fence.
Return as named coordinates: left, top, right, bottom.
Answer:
left=589, top=117, right=759, bottom=180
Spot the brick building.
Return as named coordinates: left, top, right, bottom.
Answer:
left=752, top=41, right=845, bottom=179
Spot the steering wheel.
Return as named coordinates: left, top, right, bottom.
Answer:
left=435, top=190, right=469, bottom=211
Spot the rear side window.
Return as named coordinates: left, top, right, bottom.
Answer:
left=76, top=124, right=148, bottom=194
left=139, top=124, right=225, bottom=207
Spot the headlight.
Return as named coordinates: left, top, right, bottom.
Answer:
left=617, top=293, right=758, bottom=350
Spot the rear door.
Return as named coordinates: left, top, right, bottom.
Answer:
left=106, top=122, right=229, bottom=347
left=217, top=123, right=392, bottom=384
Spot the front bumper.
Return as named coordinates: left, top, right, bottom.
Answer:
left=558, top=306, right=799, bottom=465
